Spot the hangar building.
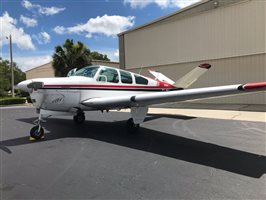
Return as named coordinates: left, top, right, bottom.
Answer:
left=26, top=60, right=119, bottom=79
left=118, top=0, right=265, bottom=105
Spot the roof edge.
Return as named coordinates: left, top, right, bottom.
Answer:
left=92, top=59, right=119, bottom=64
left=25, top=59, right=119, bottom=72
left=118, top=0, right=246, bottom=36
left=118, top=0, right=209, bottom=36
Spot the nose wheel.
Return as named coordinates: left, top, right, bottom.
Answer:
left=30, top=125, right=44, bottom=140
left=30, top=113, right=45, bottom=140
left=73, top=111, right=85, bottom=124
left=126, top=118, right=140, bottom=134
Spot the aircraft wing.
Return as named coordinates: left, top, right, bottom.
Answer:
left=81, top=82, right=266, bottom=109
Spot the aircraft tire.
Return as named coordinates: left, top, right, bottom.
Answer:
left=126, top=118, right=140, bottom=134
left=30, top=125, right=44, bottom=140
left=73, top=113, right=85, bottom=124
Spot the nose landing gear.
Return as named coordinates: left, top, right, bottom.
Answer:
left=30, top=125, right=44, bottom=140
left=30, top=114, right=45, bottom=140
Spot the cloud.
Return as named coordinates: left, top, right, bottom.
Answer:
left=0, top=12, right=35, bottom=50
left=53, top=14, right=135, bottom=37
left=124, top=0, right=201, bottom=9
left=20, top=15, right=38, bottom=27
left=171, top=0, right=201, bottom=8
left=33, top=32, right=51, bottom=44
left=38, top=6, right=65, bottom=16
left=114, top=49, right=119, bottom=61
left=39, top=32, right=50, bottom=43
left=14, top=55, right=52, bottom=71
left=124, top=0, right=151, bottom=8
left=53, top=26, right=65, bottom=34
left=21, top=0, right=65, bottom=16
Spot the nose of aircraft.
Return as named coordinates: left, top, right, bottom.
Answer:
left=16, top=80, right=32, bottom=92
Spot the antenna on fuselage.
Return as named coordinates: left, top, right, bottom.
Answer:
left=138, top=64, right=143, bottom=75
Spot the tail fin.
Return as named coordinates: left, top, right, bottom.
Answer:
left=149, top=63, right=211, bottom=89
left=174, top=63, right=211, bottom=88
left=149, top=70, right=175, bottom=85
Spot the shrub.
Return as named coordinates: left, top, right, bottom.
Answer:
left=26, top=96, right=32, bottom=103
left=0, top=97, right=26, bottom=105
left=16, top=90, right=29, bottom=97
left=0, top=89, right=8, bottom=97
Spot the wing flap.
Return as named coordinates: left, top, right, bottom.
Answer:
left=81, top=82, right=266, bottom=109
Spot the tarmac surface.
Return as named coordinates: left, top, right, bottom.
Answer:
left=0, top=106, right=266, bottom=199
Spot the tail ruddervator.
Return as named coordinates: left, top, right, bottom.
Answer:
left=149, top=63, right=212, bottom=89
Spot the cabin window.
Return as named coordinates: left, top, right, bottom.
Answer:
left=120, top=70, right=132, bottom=84
left=98, top=68, right=119, bottom=83
left=134, top=75, right=148, bottom=85
left=74, top=66, right=99, bottom=78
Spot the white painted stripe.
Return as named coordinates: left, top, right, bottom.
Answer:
left=117, top=108, right=266, bottom=123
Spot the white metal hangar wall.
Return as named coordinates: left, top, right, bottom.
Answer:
left=26, top=60, right=120, bottom=79
left=118, top=0, right=266, bottom=105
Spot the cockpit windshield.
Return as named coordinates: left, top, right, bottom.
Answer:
left=72, top=66, right=99, bottom=78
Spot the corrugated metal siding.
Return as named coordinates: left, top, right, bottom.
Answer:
left=26, top=61, right=119, bottom=79
left=124, top=0, right=265, bottom=69
left=119, top=35, right=126, bottom=69
left=26, top=63, right=55, bottom=79
left=91, top=61, right=119, bottom=68
left=128, top=54, right=266, bottom=104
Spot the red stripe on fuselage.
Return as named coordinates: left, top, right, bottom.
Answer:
left=43, top=84, right=175, bottom=89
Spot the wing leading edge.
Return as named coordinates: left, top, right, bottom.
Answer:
left=81, top=82, right=266, bottom=109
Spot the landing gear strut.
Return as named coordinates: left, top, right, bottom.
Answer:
left=30, top=114, right=44, bottom=140
left=126, top=118, right=140, bottom=134
left=73, top=110, right=85, bottom=124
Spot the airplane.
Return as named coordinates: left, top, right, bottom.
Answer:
left=17, top=64, right=266, bottom=140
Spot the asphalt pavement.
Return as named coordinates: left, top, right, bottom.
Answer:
left=0, top=107, right=265, bottom=199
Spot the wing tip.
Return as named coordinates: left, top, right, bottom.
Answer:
left=239, top=82, right=266, bottom=90
left=199, top=63, right=211, bottom=69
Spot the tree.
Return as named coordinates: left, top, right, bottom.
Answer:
left=52, top=39, right=92, bottom=77
left=52, top=39, right=111, bottom=77
left=0, top=57, right=26, bottom=97
left=90, top=51, right=110, bottom=61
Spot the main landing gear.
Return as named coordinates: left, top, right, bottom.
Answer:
left=126, top=118, right=140, bottom=134
left=73, top=110, right=85, bottom=124
left=126, top=106, right=148, bottom=134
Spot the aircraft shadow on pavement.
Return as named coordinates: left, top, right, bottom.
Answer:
left=144, top=113, right=196, bottom=122
left=1, top=116, right=265, bottom=179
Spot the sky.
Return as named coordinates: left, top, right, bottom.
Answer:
left=1, top=0, right=200, bottom=71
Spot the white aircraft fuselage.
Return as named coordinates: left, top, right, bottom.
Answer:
left=17, top=64, right=266, bottom=139
left=19, top=65, right=174, bottom=113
